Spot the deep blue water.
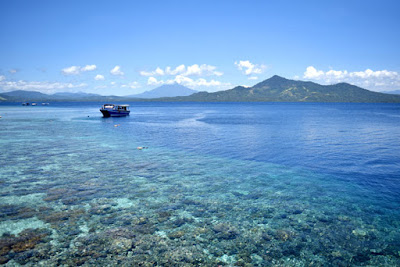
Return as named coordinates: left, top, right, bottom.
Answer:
left=0, top=102, right=399, bottom=266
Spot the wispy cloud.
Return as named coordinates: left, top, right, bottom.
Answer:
left=140, top=64, right=223, bottom=77
left=165, top=65, right=186, bottom=76
left=121, top=81, right=140, bottom=89
left=61, top=65, right=97, bottom=75
left=105, top=80, right=140, bottom=89
left=147, top=75, right=231, bottom=91
left=110, top=65, right=124, bottom=76
left=0, top=78, right=87, bottom=94
left=235, top=60, right=266, bottom=79
left=62, top=66, right=80, bottom=75
left=303, top=66, right=400, bottom=92
left=81, top=65, right=96, bottom=71
left=140, top=67, right=165, bottom=76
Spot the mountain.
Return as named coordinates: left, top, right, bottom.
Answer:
left=1, top=76, right=400, bottom=103
left=164, top=75, right=400, bottom=103
left=129, top=84, right=197, bottom=98
left=1, top=90, right=50, bottom=101
left=382, top=90, right=400, bottom=95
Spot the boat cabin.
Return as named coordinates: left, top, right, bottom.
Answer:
left=117, top=105, right=129, bottom=111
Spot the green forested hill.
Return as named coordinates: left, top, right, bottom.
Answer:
left=167, top=75, right=400, bottom=103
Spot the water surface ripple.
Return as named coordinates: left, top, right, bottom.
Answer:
left=0, top=102, right=399, bottom=266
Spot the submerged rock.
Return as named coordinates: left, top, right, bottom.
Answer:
left=39, top=209, right=86, bottom=225
left=0, top=228, right=51, bottom=264
left=133, top=216, right=149, bottom=225
left=157, top=211, right=172, bottom=223
left=261, top=232, right=273, bottom=241
left=274, top=230, right=294, bottom=241
left=109, top=238, right=133, bottom=254
left=292, top=209, right=303, bottom=215
left=43, top=188, right=70, bottom=202
left=105, top=227, right=136, bottom=240
left=352, top=228, right=368, bottom=238
left=212, top=223, right=239, bottom=240
left=89, top=204, right=112, bottom=215
left=171, top=217, right=193, bottom=228
left=167, top=230, right=185, bottom=239
left=0, top=205, right=36, bottom=220
left=162, top=246, right=206, bottom=265
left=338, top=215, right=351, bottom=222
left=0, top=256, right=9, bottom=264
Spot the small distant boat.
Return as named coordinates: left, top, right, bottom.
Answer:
left=31, top=103, right=37, bottom=106
left=100, top=104, right=130, bottom=117
left=42, top=103, right=50, bottom=106
left=22, top=102, right=30, bottom=106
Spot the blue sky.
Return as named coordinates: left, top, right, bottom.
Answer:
left=0, top=0, right=399, bottom=95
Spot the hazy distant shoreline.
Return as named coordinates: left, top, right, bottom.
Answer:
left=2, top=75, right=400, bottom=103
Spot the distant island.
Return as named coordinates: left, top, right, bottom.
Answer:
left=382, top=90, right=400, bottom=95
left=127, top=84, right=198, bottom=98
left=1, top=75, right=400, bottom=103
left=165, top=75, right=400, bottom=103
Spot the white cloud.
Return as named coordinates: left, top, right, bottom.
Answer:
left=0, top=80, right=87, bottom=94
left=140, top=68, right=164, bottom=76
left=140, top=64, right=223, bottom=77
left=304, top=66, right=325, bottom=79
left=140, top=71, right=153, bottom=76
left=81, top=65, right=97, bottom=71
left=174, top=75, right=192, bottom=83
left=9, top=69, right=18, bottom=74
left=0, top=75, right=5, bottom=82
left=303, top=66, right=400, bottom=92
left=110, top=65, right=124, bottom=76
left=165, top=65, right=186, bottom=75
left=349, top=69, right=397, bottom=79
left=62, top=66, right=81, bottom=75
left=148, top=77, right=162, bottom=85
left=61, top=65, right=97, bottom=75
left=147, top=75, right=231, bottom=91
left=121, top=82, right=140, bottom=89
left=326, top=69, right=348, bottom=79
left=104, top=80, right=140, bottom=89
left=235, top=60, right=266, bottom=76
left=248, top=76, right=259, bottom=80
left=94, top=74, right=105, bottom=81
left=184, top=64, right=223, bottom=76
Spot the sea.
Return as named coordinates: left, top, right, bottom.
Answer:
left=0, top=102, right=399, bottom=266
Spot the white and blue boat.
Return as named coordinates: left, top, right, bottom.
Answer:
left=100, top=104, right=130, bottom=117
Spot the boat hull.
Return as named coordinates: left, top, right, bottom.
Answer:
left=100, top=109, right=130, bottom=117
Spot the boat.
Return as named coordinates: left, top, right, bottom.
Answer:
left=31, top=103, right=37, bottom=106
left=100, top=104, right=130, bottom=117
left=22, top=102, right=30, bottom=106
left=42, top=103, right=50, bottom=106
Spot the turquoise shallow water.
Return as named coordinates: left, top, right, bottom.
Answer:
left=0, top=102, right=399, bottom=266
